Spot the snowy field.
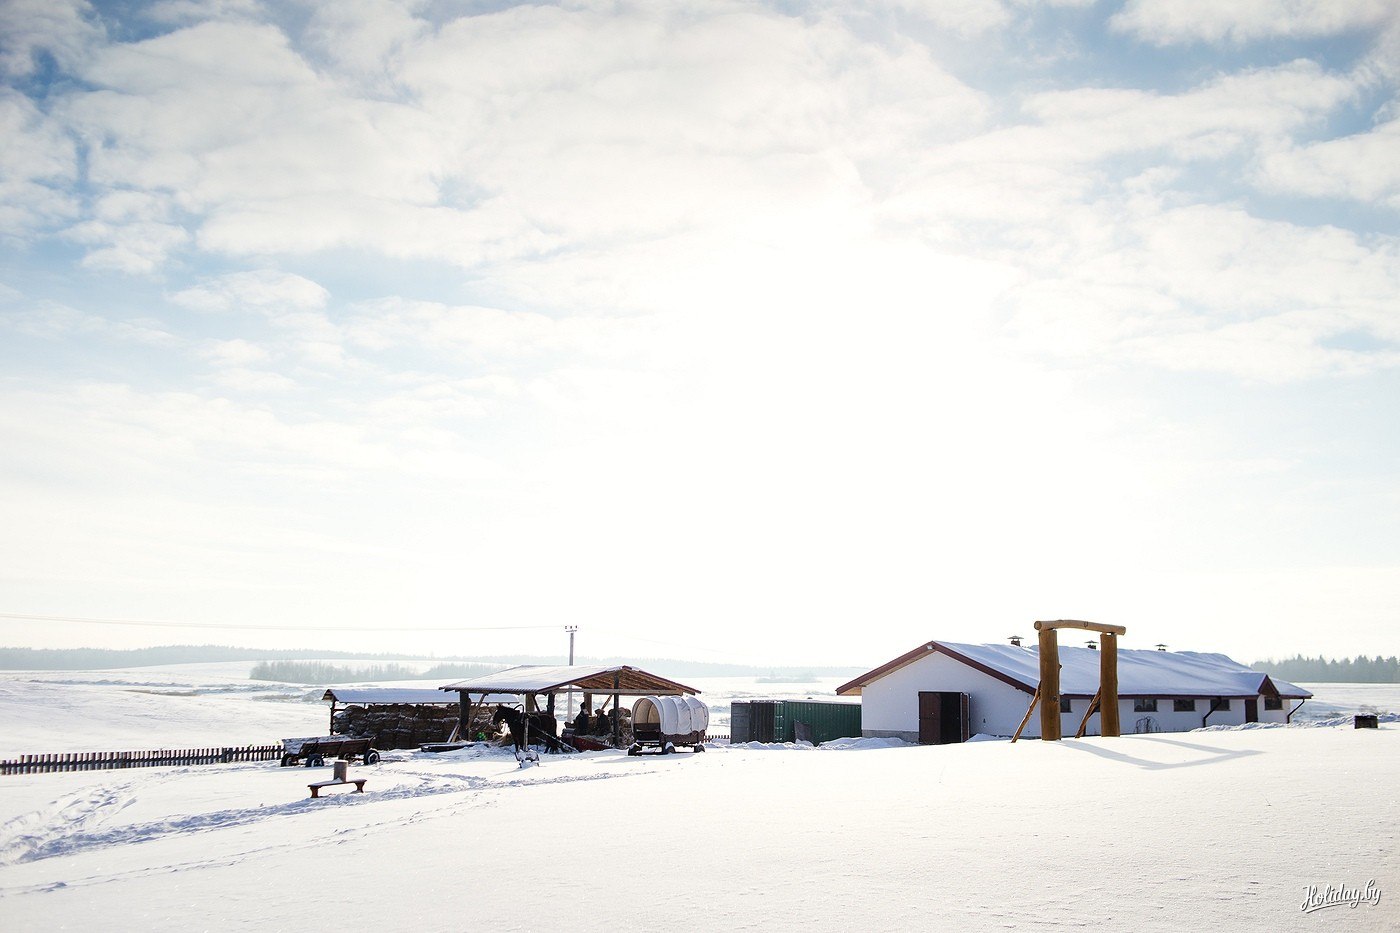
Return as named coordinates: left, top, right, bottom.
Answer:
left=1, top=666, right=1396, bottom=931
left=0, top=663, right=858, bottom=758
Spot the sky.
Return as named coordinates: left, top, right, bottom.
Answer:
left=1, top=0, right=1398, bottom=667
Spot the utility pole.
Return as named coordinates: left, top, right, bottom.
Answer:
left=565, top=625, right=579, bottom=719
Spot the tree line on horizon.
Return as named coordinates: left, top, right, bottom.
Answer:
left=0, top=644, right=862, bottom=677
left=0, top=645, right=473, bottom=670
left=248, top=660, right=498, bottom=684
left=1251, top=654, right=1400, bottom=683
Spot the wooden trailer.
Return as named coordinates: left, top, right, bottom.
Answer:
left=280, top=736, right=381, bottom=768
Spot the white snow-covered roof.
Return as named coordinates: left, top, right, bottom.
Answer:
left=439, top=664, right=698, bottom=696
left=323, top=688, right=509, bottom=705
left=840, top=641, right=1312, bottom=699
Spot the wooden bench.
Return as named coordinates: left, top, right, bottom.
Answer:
left=308, top=778, right=367, bottom=799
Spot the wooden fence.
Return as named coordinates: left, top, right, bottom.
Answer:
left=1, top=744, right=284, bottom=776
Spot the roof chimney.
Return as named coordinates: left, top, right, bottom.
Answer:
left=1086, top=639, right=1098, bottom=650
left=1155, top=643, right=1168, bottom=652
left=1009, top=635, right=1023, bottom=647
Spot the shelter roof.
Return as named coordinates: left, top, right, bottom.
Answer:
left=837, top=641, right=1311, bottom=699
left=322, top=688, right=463, bottom=705
left=440, top=664, right=699, bottom=696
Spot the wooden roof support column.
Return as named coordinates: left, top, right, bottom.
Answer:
left=1037, top=627, right=1062, bottom=741
left=612, top=672, right=621, bottom=747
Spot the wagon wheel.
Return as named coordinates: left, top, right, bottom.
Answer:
left=280, top=754, right=295, bottom=767
left=364, top=750, right=380, bottom=765
left=307, top=755, right=325, bottom=768
left=694, top=743, right=705, bottom=753
left=662, top=742, right=675, bottom=755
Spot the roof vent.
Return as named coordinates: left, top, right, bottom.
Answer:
left=1155, top=643, right=1168, bottom=652
left=1086, top=639, right=1098, bottom=650
left=1008, top=635, right=1023, bottom=647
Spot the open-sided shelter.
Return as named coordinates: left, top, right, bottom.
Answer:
left=440, top=664, right=700, bottom=747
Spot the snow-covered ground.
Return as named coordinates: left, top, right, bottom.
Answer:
left=0, top=667, right=1396, bottom=931
left=0, top=665, right=858, bottom=757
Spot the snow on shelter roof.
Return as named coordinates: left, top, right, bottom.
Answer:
left=439, top=664, right=699, bottom=696
left=838, top=641, right=1311, bottom=699
left=322, top=688, right=504, bottom=705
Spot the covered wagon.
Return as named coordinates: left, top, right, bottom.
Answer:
left=628, top=695, right=709, bottom=755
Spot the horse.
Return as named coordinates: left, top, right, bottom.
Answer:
left=492, top=705, right=565, bottom=753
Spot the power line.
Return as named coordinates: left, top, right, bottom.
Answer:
left=0, top=612, right=560, bottom=633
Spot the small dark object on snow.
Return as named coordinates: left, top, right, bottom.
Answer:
left=1355, top=714, right=1379, bottom=729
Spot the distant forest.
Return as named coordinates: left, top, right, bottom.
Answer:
left=0, top=644, right=861, bottom=678
left=1252, top=655, right=1400, bottom=683
left=249, top=660, right=499, bottom=684
left=0, top=645, right=458, bottom=671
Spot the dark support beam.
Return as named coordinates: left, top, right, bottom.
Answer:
left=612, top=672, right=621, bottom=747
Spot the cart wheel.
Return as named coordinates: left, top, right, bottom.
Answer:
left=280, top=754, right=294, bottom=767
left=307, top=755, right=324, bottom=768
left=662, top=742, right=675, bottom=755
left=365, top=750, right=380, bottom=765
left=694, top=743, right=705, bottom=753
left=627, top=745, right=639, bottom=756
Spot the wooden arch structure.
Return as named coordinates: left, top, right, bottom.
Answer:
left=1012, top=620, right=1128, bottom=742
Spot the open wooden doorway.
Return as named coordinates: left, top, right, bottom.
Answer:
left=918, top=691, right=969, bottom=744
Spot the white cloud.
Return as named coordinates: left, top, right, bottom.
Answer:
left=206, top=367, right=297, bottom=393
left=0, top=0, right=102, bottom=77
left=1111, top=0, right=1397, bottom=46
left=66, top=218, right=191, bottom=273
left=874, top=0, right=1011, bottom=36
left=301, top=0, right=429, bottom=86
left=2, top=301, right=181, bottom=347
left=169, top=270, right=329, bottom=316
left=142, top=0, right=265, bottom=26
left=1014, top=60, right=1352, bottom=162
left=1257, top=114, right=1400, bottom=208
left=0, top=90, right=80, bottom=235
left=199, top=337, right=270, bottom=367
left=1002, top=201, right=1400, bottom=380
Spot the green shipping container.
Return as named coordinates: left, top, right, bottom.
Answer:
left=732, top=700, right=861, bottom=745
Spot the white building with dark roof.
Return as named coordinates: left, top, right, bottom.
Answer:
left=837, top=640, right=1312, bottom=743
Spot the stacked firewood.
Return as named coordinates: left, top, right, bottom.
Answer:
left=332, top=704, right=499, bottom=749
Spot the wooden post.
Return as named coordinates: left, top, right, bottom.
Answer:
left=1038, top=628, right=1061, bottom=741
left=1011, top=687, right=1040, bottom=743
left=1100, top=632, right=1120, bottom=738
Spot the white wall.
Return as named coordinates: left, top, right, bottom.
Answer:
left=860, top=648, right=1294, bottom=739
left=859, top=650, right=1037, bottom=739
